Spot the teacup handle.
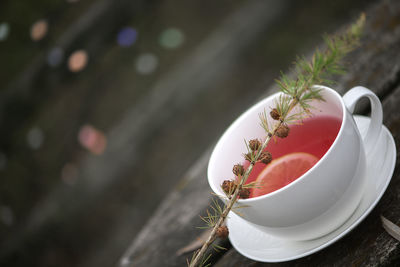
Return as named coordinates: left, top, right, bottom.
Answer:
left=343, top=86, right=382, bottom=153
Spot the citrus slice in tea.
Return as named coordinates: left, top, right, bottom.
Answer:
left=251, top=152, right=318, bottom=197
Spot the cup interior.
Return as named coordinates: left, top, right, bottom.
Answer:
left=207, top=86, right=344, bottom=197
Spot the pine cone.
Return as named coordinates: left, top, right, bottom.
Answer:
left=221, top=180, right=237, bottom=195
left=259, top=151, right=272, bottom=164
left=239, top=188, right=251, bottom=199
left=275, top=124, right=290, bottom=138
left=232, top=164, right=244, bottom=176
left=249, top=139, right=261, bottom=151
left=216, top=225, right=229, bottom=239
left=270, top=108, right=280, bottom=120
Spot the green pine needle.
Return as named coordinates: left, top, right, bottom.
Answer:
left=189, top=13, right=365, bottom=267
left=273, top=13, right=365, bottom=125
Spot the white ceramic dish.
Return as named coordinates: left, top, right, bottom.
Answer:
left=227, top=115, right=396, bottom=262
left=209, top=86, right=382, bottom=240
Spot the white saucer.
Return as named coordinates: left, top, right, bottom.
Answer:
left=227, top=115, right=397, bottom=262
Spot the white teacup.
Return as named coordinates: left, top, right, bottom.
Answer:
left=207, top=86, right=382, bottom=240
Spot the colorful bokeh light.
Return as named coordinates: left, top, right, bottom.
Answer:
left=26, top=127, right=45, bottom=150
left=30, top=19, right=48, bottom=41
left=78, top=125, right=107, bottom=155
left=68, top=50, right=88, bottom=72
left=47, top=47, right=64, bottom=67
left=135, top=53, right=158, bottom=75
left=117, top=27, right=138, bottom=47
left=0, top=23, right=10, bottom=41
left=61, top=163, right=79, bottom=185
left=159, top=28, right=184, bottom=49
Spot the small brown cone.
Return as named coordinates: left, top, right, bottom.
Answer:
left=232, top=164, right=244, bottom=176
left=239, top=188, right=251, bottom=199
left=259, top=151, right=272, bottom=164
left=275, top=124, right=290, bottom=138
left=249, top=139, right=261, bottom=151
left=216, top=226, right=229, bottom=239
left=270, top=108, right=280, bottom=120
left=221, top=180, right=237, bottom=195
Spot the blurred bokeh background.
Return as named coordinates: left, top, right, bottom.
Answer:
left=0, top=0, right=375, bottom=266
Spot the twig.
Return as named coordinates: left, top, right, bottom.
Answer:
left=189, top=13, right=365, bottom=267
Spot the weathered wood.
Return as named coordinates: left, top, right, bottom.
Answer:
left=118, top=152, right=211, bottom=266
left=216, top=0, right=400, bottom=265
left=0, top=0, right=287, bottom=264
left=221, top=1, right=400, bottom=265
left=215, top=86, right=400, bottom=267
left=119, top=0, right=400, bottom=266
left=1, top=1, right=376, bottom=267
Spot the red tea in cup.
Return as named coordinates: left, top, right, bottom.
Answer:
left=244, top=115, right=341, bottom=197
left=208, top=86, right=381, bottom=240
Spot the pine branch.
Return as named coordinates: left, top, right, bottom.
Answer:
left=189, top=13, right=365, bottom=267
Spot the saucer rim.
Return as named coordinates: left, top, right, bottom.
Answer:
left=227, top=115, right=396, bottom=262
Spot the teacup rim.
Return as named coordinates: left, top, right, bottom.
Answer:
left=207, top=85, right=347, bottom=203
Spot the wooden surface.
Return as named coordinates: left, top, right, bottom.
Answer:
left=1, top=1, right=377, bottom=267
left=119, top=0, right=400, bottom=266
